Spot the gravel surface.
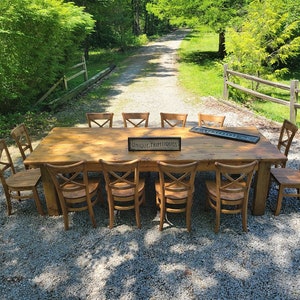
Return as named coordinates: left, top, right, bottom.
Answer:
left=1, top=29, right=300, bottom=300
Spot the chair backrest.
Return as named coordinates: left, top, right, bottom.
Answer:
left=122, top=112, right=150, bottom=127
left=215, top=160, right=258, bottom=202
left=198, top=113, right=225, bottom=127
left=0, top=139, right=16, bottom=198
left=277, top=119, right=298, bottom=159
left=160, top=113, right=188, bottom=128
left=158, top=162, right=197, bottom=200
left=86, top=112, right=114, bottom=128
left=46, top=160, right=98, bottom=229
left=100, top=159, right=140, bottom=205
left=100, top=158, right=144, bottom=229
left=11, top=124, right=33, bottom=168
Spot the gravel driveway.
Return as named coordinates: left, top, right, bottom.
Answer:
left=1, top=29, right=300, bottom=299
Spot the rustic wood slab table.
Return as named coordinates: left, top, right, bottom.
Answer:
left=25, top=127, right=286, bottom=216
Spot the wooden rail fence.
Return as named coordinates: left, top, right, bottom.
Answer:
left=223, top=64, right=299, bottom=123
left=63, top=55, right=88, bottom=90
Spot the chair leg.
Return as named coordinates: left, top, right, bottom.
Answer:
left=159, top=200, right=165, bottom=231
left=63, top=213, right=69, bottom=230
left=32, top=187, right=45, bottom=216
left=275, top=185, right=284, bottom=216
left=5, top=194, right=12, bottom=216
left=242, top=206, right=248, bottom=232
left=214, top=208, right=221, bottom=233
left=87, top=203, right=96, bottom=228
left=135, top=205, right=141, bottom=229
left=186, top=200, right=192, bottom=232
left=108, top=201, right=115, bottom=229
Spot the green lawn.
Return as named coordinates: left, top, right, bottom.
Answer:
left=177, top=27, right=299, bottom=125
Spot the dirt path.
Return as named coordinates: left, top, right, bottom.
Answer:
left=103, top=29, right=198, bottom=127
left=97, top=29, right=299, bottom=164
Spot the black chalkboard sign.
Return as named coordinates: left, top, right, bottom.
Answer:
left=128, top=137, right=181, bottom=151
left=190, top=126, right=260, bottom=144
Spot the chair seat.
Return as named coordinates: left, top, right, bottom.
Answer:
left=6, top=168, right=41, bottom=189
left=155, top=180, right=193, bottom=200
left=271, top=168, right=300, bottom=186
left=62, top=177, right=100, bottom=199
left=206, top=180, right=246, bottom=201
left=112, top=179, right=145, bottom=198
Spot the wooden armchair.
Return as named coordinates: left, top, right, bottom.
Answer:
left=0, top=139, right=44, bottom=216
left=205, top=160, right=258, bottom=233
left=122, top=112, right=150, bottom=127
left=86, top=112, right=114, bottom=128
left=155, top=161, right=198, bottom=231
left=11, top=123, right=36, bottom=169
left=46, top=161, right=101, bottom=230
left=160, top=112, right=188, bottom=128
left=198, top=113, right=225, bottom=127
left=275, top=119, right=298, bottom=167
left=100, top=159, right=145, bottom=229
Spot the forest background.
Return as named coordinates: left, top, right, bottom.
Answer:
left=0, top=0, right=299, bottom=138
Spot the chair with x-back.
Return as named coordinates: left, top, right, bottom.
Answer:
left=86, top=112, right=114, bottom=128
left=0, top=139, right=44, bottom=216
left=46, top=161, right=102, bottom=230
left=155, top=161, right=198, bottom=232
left=11, top=123, right=36, bottom=170
left=100, top=159, right=145, bottom=229
left=198, top=113, right=225, bottom=127
left=122, top=112, right=150, bottom=127
left=160, top=112, right=188, bottom=128
left=205, top=160, right=258, bottom=233
left=267, top=120, right=298, bottom=215
left=275, top=119, right=298, bottom=168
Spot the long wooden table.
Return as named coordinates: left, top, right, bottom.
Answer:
left=25, top=127, right=286, bottom=216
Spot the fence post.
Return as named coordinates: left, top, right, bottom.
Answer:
left=290, top=80, right=298, bottom=123
left=63, top=75, right=68, bottom=90
left=223, top=64, right=229, bottom=100
left=82, top=55, right=88, bottom=81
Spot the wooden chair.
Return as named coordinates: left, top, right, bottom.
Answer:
left=122, top=112, right=150, bottom=127
left=86, top=112, right=114, bottom=128
left=11, top=123, right=36, bottom=169
left=198, top=113, right=225, bottom=127
left=100, top=159, right=145, bottom=229
left=275, top=119, right=298, bottom=167
left=160, top=112, right=188, bottom=128
left=205, top=160, right=258, bottom=233
left=46, top=161, right=101, bottom=230
left=0, top=139, right=44, bottom=216
left=270, top=167, right=300, bottom=216
left=155, top=161, right=198, bottom=231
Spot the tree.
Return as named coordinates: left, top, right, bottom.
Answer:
left=225, top=0, right=300, bottom=77
left=147, top=0, right=250, bottom=58
left=0, top=0, right=95, bottom=113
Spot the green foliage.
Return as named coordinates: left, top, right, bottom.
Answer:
left=0, top=0, right=95, bottom=114
left=225, top=0, right=300, bottom=79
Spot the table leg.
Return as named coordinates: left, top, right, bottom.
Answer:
left=40, top=165, right=61, bottom=216
left=252, top=161, right=271, bottom=215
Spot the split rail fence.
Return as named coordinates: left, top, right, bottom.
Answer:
left=223, top=64, right=299, bottom=123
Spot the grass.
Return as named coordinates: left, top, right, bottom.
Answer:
left=178, top=27, right=300, bottom=126
left=178, top=28, right=224, bottom=100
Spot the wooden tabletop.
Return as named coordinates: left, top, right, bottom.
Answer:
left=25, top=126, right=286, bottom=169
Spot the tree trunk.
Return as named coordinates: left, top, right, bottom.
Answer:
left=218, top=31, right=226, bottom=59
